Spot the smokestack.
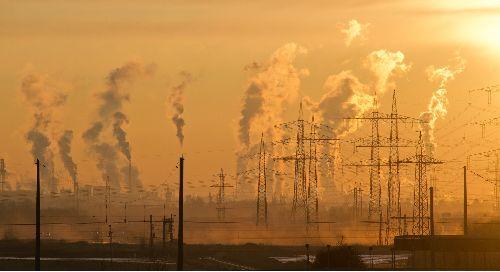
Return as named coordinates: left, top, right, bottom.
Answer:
left=129, top=159, right=132, bottom=192
left=177, top=156, right=184, bottom=271
left=464, top=165, right=468, bottom=236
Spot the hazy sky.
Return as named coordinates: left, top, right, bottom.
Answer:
left=1, top=0, right=500, bottom=201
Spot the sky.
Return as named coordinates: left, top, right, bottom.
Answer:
left=1, top=0, right=500, bottom=202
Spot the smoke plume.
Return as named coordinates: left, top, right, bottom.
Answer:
left=83, top=61, right=155, bottom=189
left=365, top=50, right=410, bottom=96
left=236, top=43, right=308, bottom=199
left=420, top=56, right=466, bottom=155
left=238, top=42, right=309, bottom=148
left=339, top=19, right=369, bottom=47
left=58, top=130, right=77, bottom=183
left=21, top=71, right=67, bottom=192
left=113, top=112, right=131, bottom=160
left=168, top=71, right=193, bottom=146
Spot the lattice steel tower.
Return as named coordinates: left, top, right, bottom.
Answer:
left=213, top=168, right=229, bottom=221
left=386, top=90, right=402, bottom=243
left=307, top=116, right=319, bottom=226
left=369, top=98, right=382, bottom=219
left=413, top=132, right=429, bottom=235
left=293, top=103, right=308, bottom=222
left=256, top=133, right=268, bottom=226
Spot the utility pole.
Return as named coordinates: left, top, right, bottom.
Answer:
left=149, top=215, right=154, bottom=250
left=177, top=156, right=184, bottom=271
left=464, top=165, right=468, bottom=236
left=162, top=216, right=166, bottom=249
left=108, top=224, right=113, bottom=266
left=0, top=159, right=6, bottom=192
left=35, top=159, right=41, bottom=271
left=105, top=175, right=110, bottom=224
left=256, top=133, right=268, bottom=226
left=169, top=214, right=174, bottom=242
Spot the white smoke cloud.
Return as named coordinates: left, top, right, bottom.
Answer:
left=365, top=50, right=411, bottom=96
left=339, top=19, right=369, bottom=47
left=238, top=42, right=309, bottom=148
left=420, top=55, right=466, bottom=156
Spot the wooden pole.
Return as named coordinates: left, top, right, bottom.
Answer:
left=35, top=159, right=40, bottom=271
left=464, top=166, right=468, bottom=236
left=177, top=156, right=184, bottom=270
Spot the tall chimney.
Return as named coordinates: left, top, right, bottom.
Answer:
left=177, top=156, right=184, bottom=270
left=128, top=159, right=132, bottom=192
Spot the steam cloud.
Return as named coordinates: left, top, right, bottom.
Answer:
left=236, top=43, right=308, bottom=199
left=306, top=50, right=409, bottom=194
left=21, top=72, right=67, bottom=193
left=420, top=56, right=466, bottom=155
left=168, top=71, right=193, bottom=146
left=238, top=42, right=309, bottom=148
left=83, top=61, right=155, bottom=189
left=310, top=49, right=409, bottom=137
left=339, top=19, right=369, bottom=47
left=58, top=130, right=77, bottom=183
left=366, top=50, right=410, bottom=96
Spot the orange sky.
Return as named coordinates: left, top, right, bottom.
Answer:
left=1, top=1, right=500, bottom=202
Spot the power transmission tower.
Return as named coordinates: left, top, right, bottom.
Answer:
left=273, top=103, right=338, bottom=225
left=369, top=98, right=382, bottom=220
left=294, top=103, right=307, bottom=222
left=211, top=168, right=233, bottom=221
left=256, top=133, right=268, bottom=226
left=386, top=90, right=402, bottom=243
left=307, top=116, right=319, bottom=227
left=399, top=132, right=443, bottom=236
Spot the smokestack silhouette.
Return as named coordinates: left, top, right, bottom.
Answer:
left=168, top=71, right=193, bottom=147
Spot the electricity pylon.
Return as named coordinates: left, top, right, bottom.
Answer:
left=211, top=168, right=233, bottom=221
left=256, top=133, right=268, bottom=226
left=307, top=116, right=319, bottom=227
left=386, top=90, right=401, bottom=243
left=400, top=132, right=443, bottom=236
left=273, top=103, right=338, bottom=225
